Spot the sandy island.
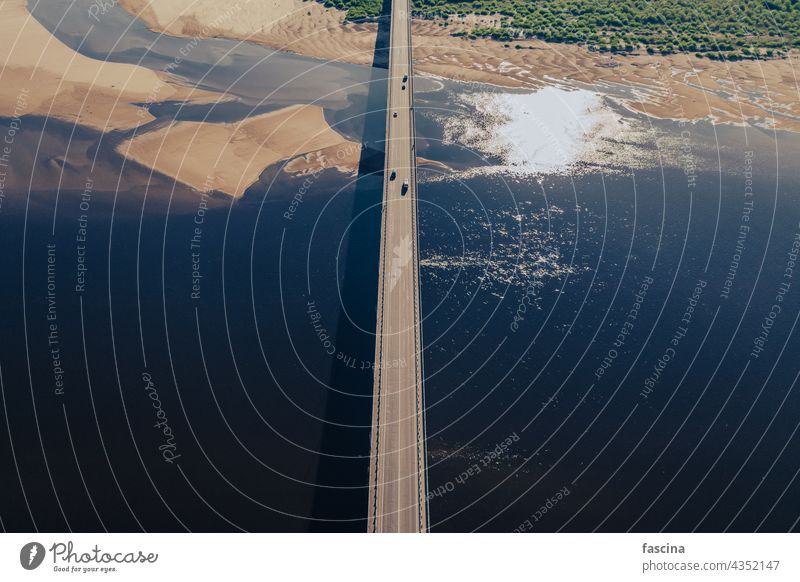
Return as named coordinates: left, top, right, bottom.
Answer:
left=119, top=0, right=800, bottom=133
left=118, top=104, right=361, bottom=197
left=8, top=0, right=798, bottom=201
left=0, top=0, right=225, bottom=132
left=1, top=0, right=375, bottom=200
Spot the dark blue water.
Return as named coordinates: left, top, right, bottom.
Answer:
left=0, top=0, right=799, bottom=533
left=419, top=120, right=800, bottom=532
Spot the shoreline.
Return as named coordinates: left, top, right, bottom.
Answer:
left=10, top=0, right=800, bottom=201
left=118, top=0, right=800, bottom=133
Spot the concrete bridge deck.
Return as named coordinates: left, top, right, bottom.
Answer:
left=367, top=0, right=428, bottom=533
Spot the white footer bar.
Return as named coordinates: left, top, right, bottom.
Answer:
left=1, top=533, right=796, bottom=580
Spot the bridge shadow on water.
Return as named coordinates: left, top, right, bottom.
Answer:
left=309, top=0, right=392, bottom=531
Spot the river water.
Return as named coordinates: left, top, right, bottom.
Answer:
left=0, top=0, right=798, bottom=532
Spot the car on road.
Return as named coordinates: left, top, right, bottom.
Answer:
left=393, top=112, right=397, bottom=118
left=401, top=179, right=409, bottom=195
left=390, top=170, right=396, bottom=181
left=401, top=85, right=406, bottom=91
left=402, top=74, right=408, bottom=82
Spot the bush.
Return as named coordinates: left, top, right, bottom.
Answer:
left=323, top=0, right=796, bottom=56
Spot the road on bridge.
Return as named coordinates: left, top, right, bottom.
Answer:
left=367, top=0, right=429, bottom=533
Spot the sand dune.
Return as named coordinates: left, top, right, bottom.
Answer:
left=118, top=104, right=360, bottom=197
left=0, top=0, right=221, bottom=131
left=120, top=0, right=311, bottom=41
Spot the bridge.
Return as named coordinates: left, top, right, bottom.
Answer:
left=367, top=0, right=429, bottom=533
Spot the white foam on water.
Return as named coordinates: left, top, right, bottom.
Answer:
left=444, top=86, right=633, bottom=176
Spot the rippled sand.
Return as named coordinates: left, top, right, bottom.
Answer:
left=119, top=0, right=800, bottom=133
